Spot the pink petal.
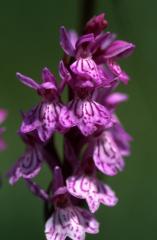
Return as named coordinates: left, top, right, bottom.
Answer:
left=67, top=175, right=118, bottom=213
left=60, top=99, right=112, bottom=136
left=20, top=105, right=41, bottom=133
left=16, top=72, right=39, bottom=90
left=93, top=131, right=125, bottom=176
left=104, top=40, right=135, bottom=59
left=70, top=58, right=101, bottom=84
left=60, top=26, right=75, bottom=56
left=45, top=207, right=99, bottom=240
left=37, top=102, right=62, bottom=142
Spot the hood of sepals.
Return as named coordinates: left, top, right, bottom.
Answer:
left=75, top=33, right=95, bottom=59
left=37, top=84, right=59, bottom=102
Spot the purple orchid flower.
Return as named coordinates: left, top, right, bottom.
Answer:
left=45, top=167, right=99, bottom=240
left=59, top=97, right=113, bottom=136
left=17, top=68, right=64, bottom=142
left=89, top=129, right=125, bottom=176
left=8, top=132, right=45, bottom=184
left=66, top=156, right=118, bottom=213
left=9, top=12, right=135, bottom=240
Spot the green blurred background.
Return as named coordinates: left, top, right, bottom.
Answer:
left=0, top=0, right=157, bottom=239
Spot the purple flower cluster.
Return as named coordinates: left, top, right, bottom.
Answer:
left=8, top=13, right=135, bottom=240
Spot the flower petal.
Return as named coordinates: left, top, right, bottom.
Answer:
left=45, top=207, right=99, bottom=240
left=108, top=60, right=129, bottom=84
left=42, top=67, right=56, bottom=84
left=75, top=33, right=94, bottom=50
left=67, top=175, right=118, bottom=213
left=104, top=40, right=135, bottom=59
left=16, top=72, right=39, bottom=90
left=19, top=147, right=42, bottom=178
left=93, top=131, right=125, bottom=176
left=112, top=121, right=132, bottom=157
left=60, top=26, right=75, bottom=56
left=60, top=99, right=112, bottom=136
left=20, top=105, right=41, bottom=133
left=37, top=102, right=62, bottom=142
left=105, top=92, right=128, bottom=108
left=70, top=58, right=101, bottom=84
left=8, top=146, right=43, bottom=184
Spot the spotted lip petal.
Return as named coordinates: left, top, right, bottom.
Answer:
left=8, top=145, right=43, bottom=185
left=67, top=175, right=118, bottom=213
left=70, top=58, right=101, bottom=85
left=45, top=206, right=99, bottom=240
left=37, top=102, right=62, bottom=142
left=21, top=102, right=63, bottom=142
left=92, top=130, right=125, bottom=176
left=112, top=121, right=132, bottom=157
left=60, top=99, right=112, bottom=136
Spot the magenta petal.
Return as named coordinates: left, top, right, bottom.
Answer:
left=59, top=101, right=79, bottom=129
left=105, top=92, right=128, bottom=108
left=60, top=99, right=112, bottom=136
left=37, top=102, right=62, bottom=142
left=60, top=26, right=75, bottom=56
left=104, top=40, right=135, bottom=59
left=8, top=145, right=43, bottom=184
left=39, top=82, right=57, bottom=91
left=67, top=175, right=118, bottom=213
left=79, top=101, right=112, bottom=136
left=75, top=33, right=94, bottom=50
left=112, top=120, right=132, bottom=157
left=19, top=147, right=42, bottom=179
left=8, top=162, right=21, bottom=185
left=108, top=61, right=129, bottom=84
left=45, top=206, right=99, bottom=240
left=93, top=131, right=125, bottom=176
left=59, top=60, right=71, bottom=82
left=70, top=58, right=101, bottom=84
left=42, top=67, right=56, bottom=84
left=20, top=105, right=41, bottom=133
left=90, top=32, right=116, bottom=54
left=68, top=30, right=78, bottom=49
left=16, top=72, right=39, bottom=90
